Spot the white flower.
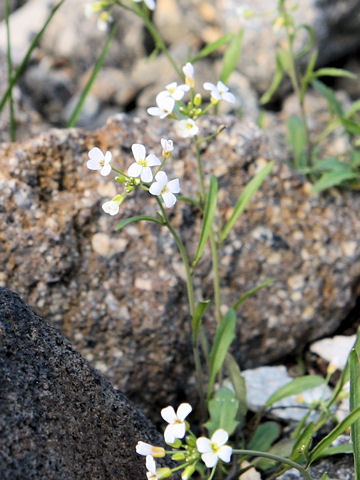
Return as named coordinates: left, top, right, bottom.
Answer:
left=97, top=11, right=113, bottom=31
left=160, top=403, right=191, bottom=443
left=134, top=0, right=156, bottom=10
left=102, top=200, right=120, bottom=216
left=160, top=138, right=174, bottom=155
left=147, top=91, right=175, bottom=119
left=177, top=118, right=199, bottom=138
left=203, top=81, right=236, bottom=104
left=145, top=455, right=158, bottom=480
left=128, top=144, right=161, bottom=183
left=150, top=171, right=181, bottom=209
left=136, top=441, right=165, bottom=458
left=182, top=62, right=195, bottom=88
left=196, top=429, right=232, bottom=468
left=163, top=82, right=190, bottom=101
left=87, top=147, right=112, bottom=176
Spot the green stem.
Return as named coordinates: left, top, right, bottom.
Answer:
left=233, top=449, right=314, bottom=480
left=67, top=21, right=118, bottom=127
left=209, top=231, right=222, bottom=325
left=195, top=140, right=206, bottom=202
left=0, top=0, right=66, bottom=114
left=5, top=0, right=16, bottom=141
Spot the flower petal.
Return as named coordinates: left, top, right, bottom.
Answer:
left=218, top=445, right=232, bottom=463
left=102, top=201, right=119, bottom=216
left=146, top=455, right=157, bottom=474
left=162, top=192, right=177, bottom=208
left=168, top=422, right=186, bottom=439
left=201, top=452, right=218, bottom=468
left=222, top=91, right=236, bottom=103
left=104, top=150, right=113, bottom=164
left=212, top=429, right=229, bottom=446
left=176, top=402, right=192, bottom=420
left=147, top=107, right=161, bottom=117
left=161, top=406, right=177, bottom=424
left=140, top=167, right=153, bottom=183
left=203, top=82, right=215, bottom=91
left=146, top=154, right=161, bottom=167
left=88, top=147, right=104, bottom=161
left=149, top=181, right=163, bottom=196
left=132, top=143, right=146, bottom=162
left=87, top=158, right=101, bottom=170
left=136, top=441, right=153, bottom=456
left=167, top=178, right=180, bottom=194
left=154, top=171, right=168, bottom=185
left=100, top=163, right=112, bottom=176
left=196, top=437, right=212, bottom=454
left=128, top=162, right=142, bottom=178
left=164, top=425, right=176, bottom=444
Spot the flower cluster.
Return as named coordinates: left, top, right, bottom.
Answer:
left=136, top=403, right=232, bottom=479
left=86, top=139, right=180, bottom=215
left=147, top=62, right=236, bottom=138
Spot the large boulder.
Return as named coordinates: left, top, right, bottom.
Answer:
left=0, top=286, right=167, bottom=479
left=0, top=114, right=359, bottom=416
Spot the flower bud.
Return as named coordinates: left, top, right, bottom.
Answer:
left=193, top=94, right=202, bottom=106
left=115, top=175, right=127, bottom=184
left=181, top=464, right=196, bottom=480
left=171, top=452, right=186, bottom=461
left=157, top=467, right=172, bottom=479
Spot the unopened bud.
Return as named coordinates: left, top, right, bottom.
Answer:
left=193, top=93, right=202, bottom=106
left=157, top=467, right=172, bottom=479
left=181, top=464, right=196, bottom=480
left=115, top=175, right=127, bottom=183
left=172, top=452, right=186, bottom=461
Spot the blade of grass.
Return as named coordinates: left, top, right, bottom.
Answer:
left=350, top=349, right=360, bottom=480
left=67, top=21, right=118, bottom=127
left=5, top=0, right=16, bottom=141
left=0, top=0, right=66, bottom=114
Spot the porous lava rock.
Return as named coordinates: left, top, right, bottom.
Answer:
left=0, top=287, right=166, bottom=480
left=0, top=114, right=359, bottom=417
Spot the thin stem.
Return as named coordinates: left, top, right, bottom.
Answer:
left=209, top=231, right=222, bottom=324
left=67, top=21, right=118, bottom=127
left=195, top=140, right=206, bottom=202
left=233, top=449, right=314, bottom=480
left=5, top=0, right=16, bottom=141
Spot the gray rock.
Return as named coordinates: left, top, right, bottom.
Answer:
left=0, top=114, right=360, bottom=417
left=0, top=286, right=167, bottom=480
left=277, top=453, right=354, bottom=479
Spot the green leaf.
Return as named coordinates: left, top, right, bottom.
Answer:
left=192, top=175, right=218, bottom=266
left=351, top=150, right=360, bottom=168
left=290, top=422, right=315, bottom=463
left=311, top=157, right=350, bottom=173
left=220, top=29, right=244, bottom=83
left=287, top=115, right=307, bottom=169
left=312, top=79, right=343, bottom=117
left=345, top=100, right=360, bottom=119
left=350, top=349, right=360, bottom=480
left=220, top=162, right=274, bottom=244
left=205, top=387, right=239, bottom=436
left=260, top=53, right=285, bottom=104
left=192, top=300, right=211, bottom=343
left=224, top=353, right=247, bottom=423
left=311, top=170, right=358, bottom=193
left=116, top=215, right=164, bottom=230
left=188, top=33, right=233, bottom=63
left=208, top=309, right=237, bottom=399
left=316, top=444, right=353, bottom=458
left=265, top=375, right=325, bottom=408
left=231, top=279, right=274, bottom=311
left=339, top=118, right=360, bottom=136
left=314, top=67, right=357, bottom=80
left=295, top=24, right=315, bottom=59
left=252, top=438, right=295, bottom=471
left=248, top=422, right=281, bottom=451
left=308, top=405, right=360, bottom=464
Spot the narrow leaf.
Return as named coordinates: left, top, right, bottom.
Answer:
left=192, top=300, right=211, bottom=343
left=220, top=162, right=274, bottom=244
left=192, top=175, right=218, bottom=266
left=208, top=309, right=237, bottom=399
left=312, top=79, right=343, bottom=117
left=248, top=422, right=280, bottom=451
left=287, top=115, right=307, bottom=169
left=116, top=215, right=164, bottom=230
left=295, top=24, right=315, bottom=59
left=314, top=68, right=357, bottom=80
left=188, top=33, right=233, bottom=63
left=205, top=387, right=239, bottom=436
left=311, top=170, right=358, bottom=193
left=308, top=405, right=360, bottom=464
left=265, top=375, right=325, bottom=408
left=260, top=53, right=284, bottom=104
left=316, top=444, right=353, bottom=458
left=231, top=279, right=274, bottom=311
left=220, top=29, right=243, bottom=83
left=350, top=349, right=360, bottom=480
left=225, top=353, right=247, bottom=423
left=340, top=118, right=360, bottom=136
left=289, top=422, right=315, bottom=463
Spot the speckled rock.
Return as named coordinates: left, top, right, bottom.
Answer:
left=278, top=453, right=354, bottom=480
left=0, top=287, right=168, bottom=480
left=1, top=114, right=360, bottom=417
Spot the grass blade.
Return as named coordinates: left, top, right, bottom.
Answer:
left=219, top=161, right=274, bottom=244
left=67, top=21, right=118, bottom=127
left=0, top=0, right=66, bottom=114
left=350, top=349, right=360, bottom=480
left=220, top=29, right=243, bottom=84
left=265, top=375, right=325, bottom=408
left=188, top=33, right=233, bottom=63
left=5, top=0, right=16, bottom=141
left=192, top=175, right=218, bottom=266
left=116, top=215, right=163, bottom=230
left=231, top=279, right=274, bottom=311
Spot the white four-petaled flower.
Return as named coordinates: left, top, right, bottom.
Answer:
left=160, top=138, right=174, bottom=155
left=147, top=91, right=175, bottom=119
left=133, top=0, right=156, bottom=10
left=136, top=441, right=165, bottom=458
left=163, top=82, right=190, bottom=101
left=102, top=200, right=120, bottom=216
left=149, top=171, right=181, bottom=209
left=87, top=147, right=112, bottom=176
left=128, top=144, right=161, bottom=183
left=160, top=403, right=192, bottom=444
left=177, top=118, right=199, bottom=138
left=196, top=429, right=233, bottom=468
left=145, top=455, right=158, bottom=480
left=203, top=81, right=236, bottom=104
left=182, top=62, right=195, bottom=88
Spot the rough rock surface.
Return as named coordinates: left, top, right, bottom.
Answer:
left=1, top=114, right=360, bottom=416
left=0, top=286, right=167, bottom=480
left=278, top=454, right=354, bottom=480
